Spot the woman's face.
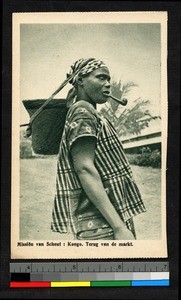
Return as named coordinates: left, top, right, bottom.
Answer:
left=80, top=67, right=111, bottom=105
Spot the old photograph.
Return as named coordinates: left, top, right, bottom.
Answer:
left=11, top=12, right=168, bottom=259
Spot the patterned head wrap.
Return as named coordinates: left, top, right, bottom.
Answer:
left=67, top=58, right=108, bottom=86
left=23, top=58, right=109, bottom=138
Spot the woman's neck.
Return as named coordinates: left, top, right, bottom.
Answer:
left=76, top=90, right=96, bottom=109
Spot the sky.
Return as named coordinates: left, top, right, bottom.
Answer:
left=20, top=23, right=161, bottom=123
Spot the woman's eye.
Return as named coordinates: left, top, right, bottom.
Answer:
left=97, top=76, right=110, bottom=82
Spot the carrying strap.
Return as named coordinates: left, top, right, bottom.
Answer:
left=21, top=58, right=95, bottom=137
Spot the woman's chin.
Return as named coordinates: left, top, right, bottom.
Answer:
left=97, top=96, right=109, bottom=104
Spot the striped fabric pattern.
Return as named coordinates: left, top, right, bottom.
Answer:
left=51, top=101, right=146, bottom=238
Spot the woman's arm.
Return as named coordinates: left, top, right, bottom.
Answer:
left=70, top=136, right=135, bottom=239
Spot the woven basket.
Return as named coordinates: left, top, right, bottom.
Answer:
left=22, top=99, right=67, bottom=155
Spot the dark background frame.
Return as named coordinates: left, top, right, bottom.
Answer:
left=1, top=1, right=180, bottom=299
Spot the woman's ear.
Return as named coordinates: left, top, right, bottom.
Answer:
left=76, top=76, right=84, bottom=86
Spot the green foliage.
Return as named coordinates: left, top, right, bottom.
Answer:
left=20, top=132, right=33, bottom=158
left=100, top=79, right=156, bottom=136
left=110, top=80, right=138, bottom=112
left=126, top=149, right=161, bottom=168
left=118, top=99, right=151, bottom=135
left=149, top=149, right=161, bottom=168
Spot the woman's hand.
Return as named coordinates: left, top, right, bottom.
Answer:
left=114, top=226, right=135, bottom=240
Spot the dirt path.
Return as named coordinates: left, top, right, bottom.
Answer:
left=20, top=158, right=161, bottom=240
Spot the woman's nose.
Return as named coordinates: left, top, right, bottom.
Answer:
left=105, top=80, right=111, bottom=88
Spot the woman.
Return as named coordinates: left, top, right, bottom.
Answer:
left=51, top=58, right=146, bottom=240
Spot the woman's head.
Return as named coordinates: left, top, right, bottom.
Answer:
left=66, top=58, right=111, bottom=106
